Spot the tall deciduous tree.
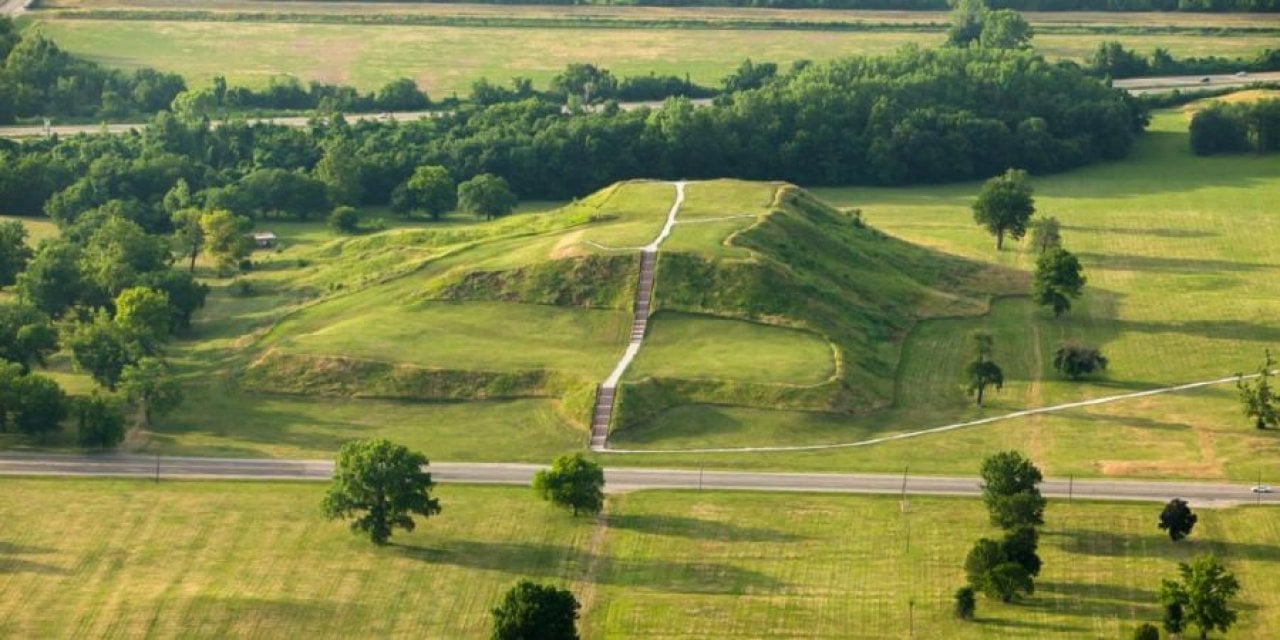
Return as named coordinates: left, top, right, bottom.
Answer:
left=965, top=331, right=1003, bottom=407
left=1158, top=554, right=1240, bottom=640
left=1237, top=350, right=1278, bottom=430
left=491, top=580, right=580, bottom=640
left=533, top=453, right=604, bottom=517
left=114, top=286, right=171, bottom=351
left=1158, top=498, right=1198, bottom=542
left=322, top=438, right=441, bottom=545
left=16, top=240, right=83, bottom=318
left=979, top=9, right=1034, bottom=50
left=980, top=451, right=1046, bottom=529
left=64, top=311, right=137, bottom=390
left=76, top=392, right=127, bottom=449
left=315, top=138, right=364, bottom=206
left=1033, top=247, right=1086, bottom=317
left=199, top=210, right=252, bottom=276
left=0, top=303, right=58, bottom=372
left=1028, top=216, right=1061, bottom=254
left=391, top=165, right=456, bottom=220
left=0, top=220, right=32, bottom=289
left=972, top=168, right=1035, bottom=250
left=946, top=0, right=989, bottom=47
left=119, top=357, right=183, bottom=427
left=458, top=174, right=518, bottom=221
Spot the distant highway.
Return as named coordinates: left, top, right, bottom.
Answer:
left=1, top=452, right=1275, bottom=506
left=1114, top=71, right=1280, bottom=95
left=15, top=70, right=1278, bottom=141
left=0, top=0, right=31, bottom=16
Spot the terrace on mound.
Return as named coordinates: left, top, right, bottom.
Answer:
left=237, top=178, right=1015, bottom=449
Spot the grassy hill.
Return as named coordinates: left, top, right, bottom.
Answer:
left=221, top=178, right=1009, bottom=453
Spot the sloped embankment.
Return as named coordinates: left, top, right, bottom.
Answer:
left=611, top=185, right=1015, bottom=432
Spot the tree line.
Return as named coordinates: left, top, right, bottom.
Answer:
left=1087, top=41, right=1280, bottom=79
left=1189, top=98, right=1280, bottom=155
left=0, top=44, right=1148, bottom=233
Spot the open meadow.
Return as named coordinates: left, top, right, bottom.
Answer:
left=0, top=478, right=1276, bottom=638
left=607, top=106, right=1280, bottom=482
left=23, top=17, right=1279, bottom=95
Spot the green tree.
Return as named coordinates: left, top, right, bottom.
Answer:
left=170, top=207, right=203, bottom=273
left=315, top=138, right=364, bottom=206
left=979, top=9, right=1033, bottom=50
left=1132, top=623, right=1160, bottom=640
left=76, top=392, right=126, bottom=449
left=64, top=311, right=137, bottom=390
left=11, top=372, right=67, bottom=436
left=0, top=220, right=32, bottom=289
left=1033, top=247, right=1086, bottom=317
left=374, top=78, right=429, bottom=111
left=0, top=303, right=58, bottom=372
left=964, top=331, right=1003, bottom=407
left=954, top=586, right=976, bottom=620
left=972, top=168, right=1035, bottom=250
left=392, top=165, right=456, bottom=220
left=1052, top=342, right=1108, bottom=380
left=984, top=562, right=1034, bottom=603
left=16, top=240, right=83, bottom=317
left=328, top=206, right=361, bottom=235
left=533, top=453, right=604, bottom=517
left=1158, top=554, right=1240, bottom=640
left=1028, top=216, right=1061, bottom=254
left=1001, top=525, right=1042, bottom=577
left=119, top=357, right=183, bottom=427
left=1159, top=498, right=1198, bottom=542
left=114, top=286, right=171, bottom=351
left=1237, top=350, right=1279, bottom=430
left=1163, top=602, right=1186, bottom=637
left=980, top=451, right=1046, bottom=529
left=946, top=0, right=989, bottom=47
left=551, top=63, right=617, bottom=103
left=322, top=438, right=442, bottom=545
left=491, top=580, right=580, bottom=640
left=964, top=538, right=1006, bottom=587
left=199, top=210, right=252, bottom=276
left=458, top=174, right=518, bottom=221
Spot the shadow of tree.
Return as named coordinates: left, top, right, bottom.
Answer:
left=607, top=513, right=807, bottom=543
left=397, top=540, right=787, bottom=594
left=1064, top=225, right=1218, bottom=239
left=0, top=541, right=68, bottom=575
left=1050, top=529, right=1280, bottom=562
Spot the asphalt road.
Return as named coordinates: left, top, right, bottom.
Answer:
left=1114, top=71, right=1280, bottom=95
left=1, top=452, right=1274, bottom=506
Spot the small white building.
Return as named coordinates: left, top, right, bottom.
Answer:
left=251, top=232, right=277, bottom=249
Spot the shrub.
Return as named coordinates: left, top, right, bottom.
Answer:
left=328, top=205, right=361, bottom=234
left=954, top=586, right=977, bottom=620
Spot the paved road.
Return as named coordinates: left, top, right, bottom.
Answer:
left=10, top=72, right=1265, bottom=141
left=1, top=452, right=1274, bottom=506
left=1114, top=71, right=1280, bottom=95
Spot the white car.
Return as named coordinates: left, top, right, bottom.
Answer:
left=1235, top=71, right=1249, bottom=77
left=1251, top=485, right=1273, bottom=494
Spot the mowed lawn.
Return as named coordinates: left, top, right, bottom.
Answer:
left=626, top=311, right=836, bottom=385
left=2, top=479, right=1278, bottom=638
left=610, top=107, right=1280, bottom=481
left=29, top=18, right=1279, bottom=95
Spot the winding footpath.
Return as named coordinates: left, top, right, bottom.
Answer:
left=589, top=181, right=685, bottom=451
left=606, top=371, right=1276, bottom=455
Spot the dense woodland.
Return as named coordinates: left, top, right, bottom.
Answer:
left=1189, top=99, right=1280, bottom=154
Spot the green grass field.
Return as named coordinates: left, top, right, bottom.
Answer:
left=2, top=478, right=1276, bottom=638
left=27, top=18, right=1279, bottom=95
left=627, top=311, right=836, bottom=385
left=609, top=106, right=1280, bottom=481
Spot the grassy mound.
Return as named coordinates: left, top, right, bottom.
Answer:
left=611, top=183, right=1016, bottom=433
